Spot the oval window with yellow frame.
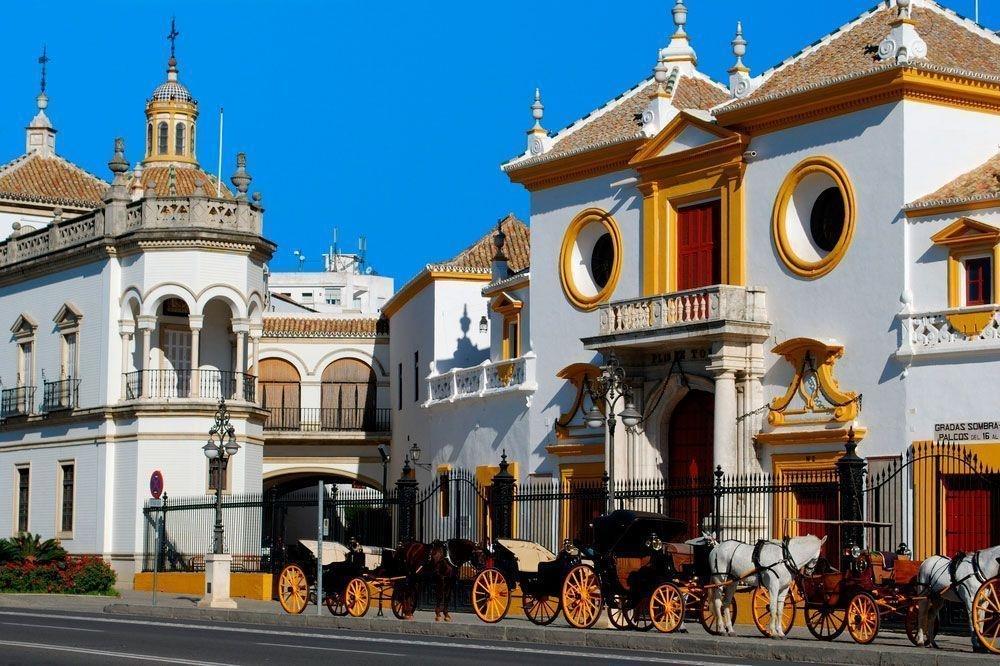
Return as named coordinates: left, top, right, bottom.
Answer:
left=559, top=208, right=622, bottom=310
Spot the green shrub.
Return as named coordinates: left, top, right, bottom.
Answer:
left=0, top=555, right=117, bottom=595
left=1, top=534, right=67, bottom=564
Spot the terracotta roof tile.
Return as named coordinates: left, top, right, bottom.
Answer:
left=430, top=214, right=529, bottom=273
left=0, top=153, right=108, bottom=207
left=909, top=152, right=1000, bottom=208
left=738, top=4, right=1000, bottom=104
left=262, top=315, right=388, bottom=338
left=130, top=165, right=233, bottom=199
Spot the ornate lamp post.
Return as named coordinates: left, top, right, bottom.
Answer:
left=203, top=398, right=240, bottom=554
left=583, top=352, right=641, bottom=507
left=407, top=441, right=432, bottom=472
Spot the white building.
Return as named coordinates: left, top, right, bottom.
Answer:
left=268, top=244, right=393, bottom=315
left=396, top=0, right=1000, bottom=555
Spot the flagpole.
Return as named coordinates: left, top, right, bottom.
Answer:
left=216, top=107, right=224, bottom=197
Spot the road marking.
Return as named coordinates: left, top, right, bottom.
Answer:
left=256, top=640, right=405, bottom=657
left=0, top=639, right=236, bottom=665
left=1, top=621, right=104, bottom=632
left=0, top=611, right=749, bottom=665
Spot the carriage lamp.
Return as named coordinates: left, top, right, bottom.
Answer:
left=646, top=534, right=663, bottom=553
left=849, top=545, right=862, bottom=559
left=479, top=315, right=488, bottom=334
left=204, top=398, right=239, bottom=555
left=409, top=441, right=421, bottom=462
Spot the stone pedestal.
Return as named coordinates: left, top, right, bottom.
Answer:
left=197, top=553, right=238, bottom=609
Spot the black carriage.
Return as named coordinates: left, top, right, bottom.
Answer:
left=470, top=538, right=583, bottom=624
left=560, top=510, right=690, bottom=632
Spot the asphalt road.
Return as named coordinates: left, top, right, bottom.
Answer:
left=0, top=608, right=796, bottom=666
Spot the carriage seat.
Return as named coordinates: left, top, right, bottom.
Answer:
left=298, top=540, right=350, bottom=566
left=666, top=543, right=694, bottom=572
left=360, top=545, right=382, bottom=570
left=496, top=539, right=556, bottom=574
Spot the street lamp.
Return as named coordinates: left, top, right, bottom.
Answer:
left=585, top=352, right=641, bottom=507
left=479, top=315, right=489, bottom=334
left=408, top=441, right=431, bottom=471
left=204, top=397, right=240, bottom=554
left=377, top=444, right=390, bottom=496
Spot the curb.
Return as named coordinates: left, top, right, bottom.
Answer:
left=102, top=604, right=995, bottom=665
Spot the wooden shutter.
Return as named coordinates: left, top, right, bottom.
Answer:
left=677, top=200, right=721, bottom=291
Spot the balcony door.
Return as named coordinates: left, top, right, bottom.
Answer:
left=259, top=358, right=301, bottom=430
left=666, top=390, right=714, bottom=537
left=161, top=328, right=192, bottom=397
left=321, top=359, right=377, bottom=430
left=677, top=200, right=721, bottom=291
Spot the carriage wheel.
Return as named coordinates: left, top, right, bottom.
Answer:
left=627, top=601, right=655, bottom=632
left=472, top=568, right=510, bottom=624
left=522, top=592, right=560, bottom=626
left=699, top=593, right=737, bottom=636
left=905, top=603, right=938, bottom=648
left=972, top=577, right=1000, bottom=655
left=751, top=587, right=796, bottom=637
left=649, top=583, right=685, bottom=634
left=846, top=593, right=880, bottom=645
left=561, top=564, right=603, bottom=629
left=277, top=564, right=309, bottom=615
left=325, top=592, right=348, bottom=616
left=391, top=583, right=417, bottom=619
left=345, top=577, right=371, bottom=618
left=805, top=604, right=847, bottom=641
left=607, top=595, right=631, bottom=630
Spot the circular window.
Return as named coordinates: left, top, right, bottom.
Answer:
left=560, top=209, right=622, bottom=310
left=773, top=157, right=855, bottom=279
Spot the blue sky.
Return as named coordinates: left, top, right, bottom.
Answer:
left=0, top=1, right=996, bottom=282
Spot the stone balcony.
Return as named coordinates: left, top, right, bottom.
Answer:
left=896, top=305, right=1000, bottom=361
left=582, top=284, right=770, bottom=351
left=424, top=354, right=537, bottom=407
left=0, top=192, right=263, bottom=269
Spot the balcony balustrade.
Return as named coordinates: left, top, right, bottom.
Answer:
left=425, top=354, right=536, bottom=406
left=263, top=407, right=390, bottom=433
left=0, top=386, right=35, bottom=418
left=122, top=369, right=256, bottom=403
left=897, top=305, right=1000, bottom=360
left=42, top=378, right=80, bottom=412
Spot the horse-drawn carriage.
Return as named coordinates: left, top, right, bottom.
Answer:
left=470, top=538, right=583, bottom=624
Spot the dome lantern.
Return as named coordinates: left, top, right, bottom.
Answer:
left=144, top=17, right=199, bottom=166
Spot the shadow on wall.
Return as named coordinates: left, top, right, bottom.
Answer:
left=436, top=304, right=488, bottom=373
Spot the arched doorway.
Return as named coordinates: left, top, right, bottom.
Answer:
left=258, top=358, right=300, bottom=430
left=321, top=358, right=377, bottom=430
left=666, top=390, right=714, bottom=537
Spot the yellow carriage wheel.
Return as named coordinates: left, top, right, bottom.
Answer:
left=561, top=564, right=603, bottom=629
left=472, top=568, right=510, bottom=623
left=972, top=577, right=1000, bottom=655
left=846, top=592, right=880, bottom=645
left=277, top=564, right=309, bottom=615
left=751, top=586, right=797, bottom=637
left=345, top=577, right=371, bottom=618
left=649, top=583, right=685, bottom=634
left=699, top=593, right=737, bottom=636
left=522, top=592, right=560, bottom=626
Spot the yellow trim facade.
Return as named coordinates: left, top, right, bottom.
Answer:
left=381, top=270, right=491, bottom=318
left=930, top=218, right=1000, bottom=326
left=772, top=156, right=856, bottom=280
left=558, top=208, right=623, bottom=311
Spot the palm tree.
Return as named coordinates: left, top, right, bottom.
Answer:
left=3, top=534, right=66, bottom=564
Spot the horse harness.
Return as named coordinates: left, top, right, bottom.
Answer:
left=948, top=549, right=990, bottom=588
left=713, top=538, right=800, bottom=586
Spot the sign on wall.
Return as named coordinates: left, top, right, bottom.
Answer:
left=934, top=422, right=1000, bottom=443
left=149, top=470, right=164, bottom=499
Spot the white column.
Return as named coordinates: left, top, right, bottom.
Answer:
left=138, top=316, right=155, bottom=399
left=190, top=329, right=201, bottom=398
left=250, top=332, right=261, bottom=404
left=235, top=331, right=246, bottom=401
left=712, top=370, right=738, bottom=475
left=119, top=328, right=133, bottom=400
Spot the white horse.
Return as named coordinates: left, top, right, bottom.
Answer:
left=914, top=545, right=1000, bottom=652
left=707, top=535, right=826, bottom=638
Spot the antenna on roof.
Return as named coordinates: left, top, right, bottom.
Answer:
left=975, top=0, right=980, bottom=24
left=216, top=107, right=224, bottom=197
left=358, top=235, right=367, bottom=269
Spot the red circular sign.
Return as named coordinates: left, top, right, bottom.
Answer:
left=150, top=470, right=164, bottom=499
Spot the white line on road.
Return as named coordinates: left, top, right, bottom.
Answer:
left=0, top=638, right=237, bottom=665
left=256, top=640, right=405, bottom=657
left=1, top=621, right=104, bottom=632
left=0, top=611, right=750, bottom=666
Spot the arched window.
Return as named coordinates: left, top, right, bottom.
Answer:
left=258, top=358, right=301, bottom=430
left=190, top=125, right=196, bottom=156
left=321, top=359, right=377, bottom=430
left=157, top=122, right=168, bottom=155
left=146, top=124, right=153, bottom=157
left=175, top=122, right=185, bottom=156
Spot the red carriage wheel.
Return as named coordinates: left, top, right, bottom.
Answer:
left=561, top=564, right=603, bottom=629
left=972, top=577, right=1000, bottom=655
left=846, top=592, right=880, bottom=645
left=649, top=583, right=685, bottom=634
left=522, top=592, right=560, bottom=626
left=699, top=592, right=737, bottom=636
left=345, top=577, right=371, bottom=618
left=472, top=568, right=510, bottom=623
left=277, top=564, right=309, bottom=615
left=391, top=583, right=417, bottom=619
left=905, top=603, right=938, bottom=647
left=804, top=604, right=847, bottom=640
left=751, top=586, right=796, bottom=637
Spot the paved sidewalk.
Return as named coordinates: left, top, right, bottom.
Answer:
left=0, top=591, right=994, bottom=665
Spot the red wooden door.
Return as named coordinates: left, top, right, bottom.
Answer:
left=677, top=201, right=721, bottom=291
left=944, top=477, right=993, bottom=556
left=795, top=486, right=839, bottom=559
left=667, top=391, right=714, bottom=537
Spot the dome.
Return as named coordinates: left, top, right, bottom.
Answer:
left=150, top=80, right=194, bottom=103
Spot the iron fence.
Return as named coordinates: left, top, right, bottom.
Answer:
left=123, top=370, right=256, bottom=402
left=42, top=378, right=80, bottom=411
left=0, top=385, right=35, bottom=417
left=263, top=407, right=391, bottom=432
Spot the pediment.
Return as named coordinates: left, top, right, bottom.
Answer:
left=53, top=302, right=83, bottom=329
left=929, top=217, right=1000, bottom=249
left=630, top=112, right=744, bottom=166
left=490, top=292, right=523, bottom=314
left=10, top=313, right=38, bottom=338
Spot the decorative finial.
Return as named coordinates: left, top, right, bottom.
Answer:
left=108, top=137, right=129, bottom=176
left=728, top=21, right=753, bottom=98
left=493, top=218, right=508, bottom=262
left=167, top=164, right=177, bottom=195
left=526, top=88, right=552, bottom=156
left=38, top=45, right=50, bottom=95
left=878, top=0, right=926, bottom=63
left=531, top=88, right=544, bottom=129
left=732, top=22, right=747, bottom=69
left=897, top=0, right=912, bottom=20
left=661, top=0, right=697, bottom=70
left=168, top=17, right=180, bottom=60
left=672, top=0, right=688, bottom=36
left=653, top=54, right=670, bottom=97
left=230, top=152, right=252, bottom=198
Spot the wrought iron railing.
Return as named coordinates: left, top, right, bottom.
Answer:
left=42, top=378, right=80, bottom=411
left=0, top=386, right=35, bottom=418
left=122, top=369, right=256, bottom=403
left=263, top=407, right=391, bottom=432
